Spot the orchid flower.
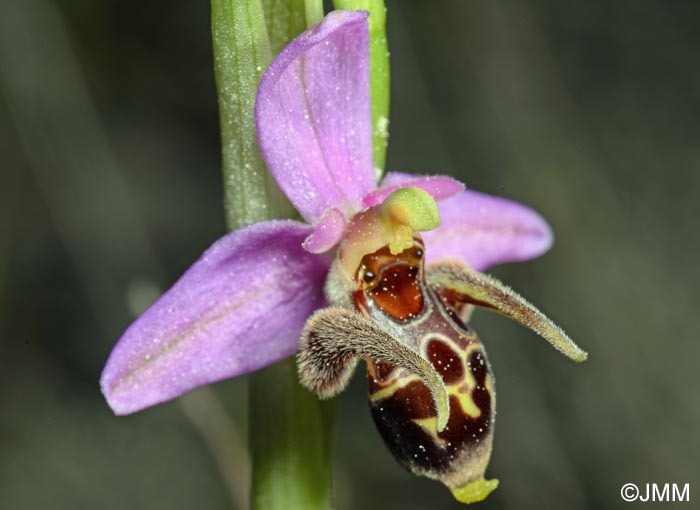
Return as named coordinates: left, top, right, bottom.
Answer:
left=100, top=10, right=586, bottom=504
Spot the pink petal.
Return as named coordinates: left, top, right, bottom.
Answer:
left=364, top=172, right=465, bottom=207
left=255, top=10, right=375, bottom=223
left=100, top=220, right=329, bottom=415
left=302, top=207, right=347, bottom=253
left=423, top=190, right=554, bottom=271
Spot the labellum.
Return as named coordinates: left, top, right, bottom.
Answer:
left=298, top=188, right=586, bottom=504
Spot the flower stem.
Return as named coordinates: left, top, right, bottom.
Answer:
left=212, top=0, right=293, bottom=230
left=211, top=0, right=334, bottom=508
left=304, top=0, right=324, bottom=28
left=249, top=361, right=335, bottom=510
left=334, top=0, right=390, bottom=178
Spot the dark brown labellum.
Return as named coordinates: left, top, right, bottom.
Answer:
left=355, top=239, right=496, bottom=491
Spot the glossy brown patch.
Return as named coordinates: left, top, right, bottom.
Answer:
left=372, top=360, right=396, bottom=383
left=468, top=350, right=491, bottom=413
left=426, top=339, right=464, bottom=385
left=433, top=288, right=473, bottom=332
left=352, top=289, right=369, bottom=315
left=357, top=240, right=424, bottom=283
left=368, top=264, right=423, bottom=320
left=355, top=240, right=426, bottom=322
left=375, top=379, right=437, bottom=420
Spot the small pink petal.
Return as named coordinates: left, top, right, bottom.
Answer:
left=256, top=11, right=375, bottom=223
left=423, top=190, right=554, bottom=271
left=101, top=220, right=329, bottom=415
left=302, top=207, right=347, bottom=253
left=364, top=172, right=464, bottom=208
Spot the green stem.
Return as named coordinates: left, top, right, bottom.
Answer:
left=304, top=0, right=324, bottom=28
left=211, top=1, right=334, bottom=509
left=334, top=0, right=390, bottom=178
left=249, top=361, right=335, bottom=510
left=261, top=0, right=306, bottom=55
left=212, top=0, right=293, bottom=230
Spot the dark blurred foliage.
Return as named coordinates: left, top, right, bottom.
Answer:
left=1, top=1, right=699, bottom=509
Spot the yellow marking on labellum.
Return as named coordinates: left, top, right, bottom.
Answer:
left=367, top=360, right=402, bottom=387
left=406, top=339, right=489, bottom=441
left=485, top=373, right=495, bottom=395
left=423, top=335, right=485, bottom=419
left=411, top=416, right=447, bottom=447
left=452, top=384, right=482, bottom=419
left=368, top=372, right=421, bottom=402
left=369, top=366, right=451, bottom=433
left=424, top=334, right=480, bottom=386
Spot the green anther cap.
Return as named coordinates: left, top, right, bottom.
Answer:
left=381, top=187, right=441, bottom=231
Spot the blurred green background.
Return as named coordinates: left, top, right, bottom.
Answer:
left=1, top=1, right=699, bottom=509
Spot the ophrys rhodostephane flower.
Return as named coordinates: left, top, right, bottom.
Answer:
left=100, top=10, right=586, bottom=504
